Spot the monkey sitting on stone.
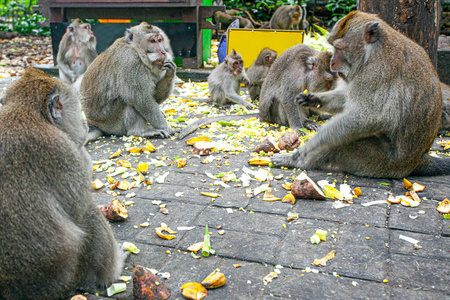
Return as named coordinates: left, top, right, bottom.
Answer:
left=247, top=47, right=278, bottom=101
left=208, top=49, right=253, bottom=109
left=269, top=5, right=302, bottom=30
left=57, top=18, right=97, bottom=84
left=259, top=44, right=338, bottom=131
left=81, top=22, right=177, bottom=141
left=273, top=11, right=450, bottom=178
left=0, top=68, right=125, bottom=299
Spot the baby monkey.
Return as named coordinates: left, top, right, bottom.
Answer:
left=247, top=47, right=278, bottom=101
left=208, top=49, right=252, bottom=109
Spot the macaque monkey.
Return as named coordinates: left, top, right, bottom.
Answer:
left=439, top=82, right=450, bottom=132
left=259, top=44, right=337, bottom=131
left=0, top=68, right=125, bottom=299
left=57, top=19, right=97, bottom=83
left=208, top=49, right=252, bottom=109
left=247, top=47, right=278, bottom=101
left=273, top=11, right=450, bottom=178
left=269, top=5, right=302, bottom=30
left=213, top=11, right=254, bottom=28
left=299, top=6, right=310, bottom=34
left=81, top=22, right=177, bottom=141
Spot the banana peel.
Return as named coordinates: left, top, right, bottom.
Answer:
left=248, top=156, right=271, bottom=166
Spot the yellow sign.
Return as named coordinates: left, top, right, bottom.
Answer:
left=226, top=28, right=304, bottom=69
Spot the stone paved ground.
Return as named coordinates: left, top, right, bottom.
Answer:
left=85, top=124, right=450, bottom=299
left=1, top=75, right=450, bottom=300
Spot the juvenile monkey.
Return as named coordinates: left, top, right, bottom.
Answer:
left=208, top=49, right=252, bottom=109
left=273, top=11, right=450, bottom=178
left=213, top=11, right=254, bottom=29
left=57, top=19, right=97, bottom=83
left=0, top=68, right=125, bottom=299
left=259, top=44, right=337, bottom=131
left=81, top=22, right=177, bottom=141
left=247, top=47, right=278, bottom=101
left=269, top=5, right=302, bottom=30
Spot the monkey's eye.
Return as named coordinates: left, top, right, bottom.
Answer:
left=150, top=38, right=157, bottom=43
left=158, top=37, right=163, bottom=42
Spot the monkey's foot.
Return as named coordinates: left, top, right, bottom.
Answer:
left=142, top=129, right=174, bottom=139
left=303, top=120, right=320, bottom=131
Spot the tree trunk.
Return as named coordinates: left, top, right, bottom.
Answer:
left=357, top=0, right=439, bottom=69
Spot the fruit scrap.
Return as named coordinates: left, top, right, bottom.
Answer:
left=185, top=136, right=212, bottom=145
left=141, top=141, right=156, bottom=152
left=107, top=283, right=126, bottom=297
left=263, top=189, right=281, bottom=201
left=116, top=160, right=132, bottom=168
left=187, top=242, right=204, bottom=253
left=109, top=148, right=122, bottom=159
left=315, top=229, right=327, bottom=241
left=437, top=198, right=450, bottom=214
left=263, top=272, right=278, bottom=285
left=287, top=212, right=299, bottom=222
left=406, top=190, right=421, bottom=203
left=133, top=265, right=171, bottom=300
left=282, top=183, right=292, bottom=190
left=282, top=193, right=296, bottom=204
left=353, top=187, right=362, bottom=197
left=201, top=270, right=227, bottom=289
left=253, top=137, right=280, bottom=153
left=386, top=192, right=400, bottom=204
left=176, top=158, right=187, bottom=168
left=278, top=132, right=301, bottom=151
left=155, top=225, right=178, bottom=240
left=70, top=295, right=87, bottom=300
left=291, top=172, right=325, bottom=200
left=123, top=242, right=140, bottom=254
left=313, top=250, right=336, bottom=267
left=92, top=178, right=104, bottom=190
left=403, top=178, right=412, bottom=189
left=201, top=192, right=220, bottom=198
left=248, top=156, right=271, bottom=166
left=310, top=234, right=321, bottom=244
left=180, top=282, right=208, bottom=300
left=136, top=162, right=149, bottom=175
left=323, top=185, right=343, bottom=200
left=117, top=181, right=130, bottom=191
left=411, top=182, right=425, bottom=192
left=107, top=176, right=116, bottom=184
left=100, top=199, right=128, bottom=221
left=192, top=141, right=216, bottom=156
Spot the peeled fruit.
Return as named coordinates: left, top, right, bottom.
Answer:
left=142, top=142, right=156, bottom=152
left=437, top=198, right=450, bottom=214
left=278, top=132, right=300, bottom=151
left=186, top=136, right=212, bottom=145
left=248, top=156, right=271, bottom=166
left=253, top=137, right=280, bottom=153
left=180, top=282, right=208, bottom=300
left=101, top=199, right=128, bottom=221
left=201, top=270, right=227, bottom=289
left=133, top=265, right=171, bottom=300
left=291, top=172, right=325, bottom=200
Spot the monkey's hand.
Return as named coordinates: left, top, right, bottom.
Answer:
left=296, top=93, right=323, bottom=109
left=243, top=76, right=250, bottom=86
left=271, top=150, right=306, bottom=169
left=303, top=120, right=320, bottom=131
left=243, top=101, right=253, bottom=110
left=162, top=60, right=176, bottom=75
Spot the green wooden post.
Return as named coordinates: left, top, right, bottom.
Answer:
left=202, top=0, right=212, bottom=64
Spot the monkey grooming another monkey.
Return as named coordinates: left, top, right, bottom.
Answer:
left=273, top=11, right=450, bottom=178
left=81, top=22, right=177, bottom=141
left=0, top=68, right=125, bottom=300
left=208, top=49, right=253, bottom=109
left=269, top=5, right=302, bottom=30
left=57, top=19, right=97, bottom=84
left=247, top=47, right=278, bottom=101
left=259, top=44, right=337, bottom=131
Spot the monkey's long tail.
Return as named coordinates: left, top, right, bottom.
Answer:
left=410, top=155, right=450, bottom=176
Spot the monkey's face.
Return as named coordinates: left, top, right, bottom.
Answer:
left=290, top=6, right=301, bottom=21
left=329, top=40, right=351, bottom=80
left=70, top=23, right=95, bottom=44
left=231, top=58, right=244, bottom=76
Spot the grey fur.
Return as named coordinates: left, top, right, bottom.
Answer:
left=0, top=68, right=125, bottom=299
left=247, top=47, right=277, bottom=101
left=81, top=22, right=176, bottom=141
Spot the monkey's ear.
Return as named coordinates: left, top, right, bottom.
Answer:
left=125, top=29, right=133, bottom=44
left=265, top=55, right=271, bottom=63
left=48, top=94, right=63, bottom=122
left=230, top=49, right=236, bottom=56
left=67, top=26, right=74, bottom=33
left=306, top=57, right=318, bottom=70
left=365, top=22, right=380, bottom=44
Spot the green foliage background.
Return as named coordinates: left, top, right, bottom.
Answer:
left=0, top=0, right=49, bottom=35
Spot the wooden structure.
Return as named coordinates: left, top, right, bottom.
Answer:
left=34, top=0, right=225, bottom=68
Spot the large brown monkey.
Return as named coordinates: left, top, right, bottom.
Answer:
left=0, top=68, right=125, bottom=299
left=208, top=49, right=252, bottom=109
left=81, top=22, right=176, bottom=141
left=57, top=19, right=97, bottom=84
left=247, top=47, right=278, bottom=101
left=272, top=11, right=450, bottom=178
left=259, top=44, right=337, bottom=131
left=269, top=5, right=302, bottom=30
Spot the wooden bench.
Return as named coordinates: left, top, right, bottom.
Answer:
left=34, top=0, right=225, bottom=68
